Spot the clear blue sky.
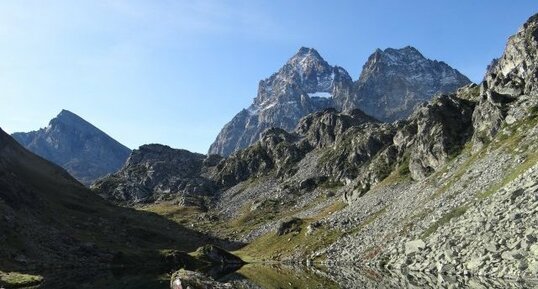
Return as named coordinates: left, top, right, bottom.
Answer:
left=0, top=1, right=536, bottom=153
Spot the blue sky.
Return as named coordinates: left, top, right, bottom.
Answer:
left=0, top=1, right=536, bottom=153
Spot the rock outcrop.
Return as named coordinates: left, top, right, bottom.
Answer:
left=171, top=270, right=232, bottom=289
left=92, top=144, right=219, bottom=207
left=399, top=95, right=476, bottom=180
left=192, top=245, right=244, bottom=265
left=12, top=110, right=131, bottom=186
left=472, top=13, right=538, bottom=150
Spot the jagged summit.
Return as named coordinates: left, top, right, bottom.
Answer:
left=210, top=47, right=355, bottom=156
left=210, top=45, right=470, bottom=156
left=368, top=46, right=426, bottom=66
left=12, top=110, right=131, bottom=185
left=285, top=47, right=328, bottom=71
left=290, top=47, right=324, bottom=60
left=355, top=46, right=471, bottom=122
left=47, top=109, right=101, bottom=133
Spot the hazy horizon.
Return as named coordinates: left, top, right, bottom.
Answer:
left=1, top=1, right=537, bottom=153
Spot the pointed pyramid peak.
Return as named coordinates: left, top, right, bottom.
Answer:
left=289, top=47, right=325, bottom=63
left=296, top=47, right=321, bottom=57
left=54, top=109, right=87, bottom=124
left=58, top=109, right=78, bottom=118
left=284, top=46, right=330, bottom=74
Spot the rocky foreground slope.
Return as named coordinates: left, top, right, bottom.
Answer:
left=12, top=109, right=131, bottom=186
left=94, top=13, right=538, bottom=285
left=0, top=125, right=233, bottom=283
left=209, top=46, right=470, bottom=156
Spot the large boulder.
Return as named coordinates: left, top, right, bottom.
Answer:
left=193, top=245, right=244, bottom=265
left=170, top=270, right=232, bottom=289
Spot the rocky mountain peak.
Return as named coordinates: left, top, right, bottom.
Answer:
left=210, top=45, right=470, bottom=156
left=46, top=109, right=98, bottom=134
left=12, top=110, right=131, bottom=186
left=355, top=46, right=471, bottom=122
left=254, top=47, right=342, bottom=106
left=93, top=144, right=216, bottom=207
left=210, top=47, right=355, bottom=156
left=284, top=47, right=328, bottom=75
left=367, top=46, right=425, bottom=68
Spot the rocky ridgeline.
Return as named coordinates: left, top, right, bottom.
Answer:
left=473, top=13, right=538, bottom=151
left=375, top=16, right=538, bottom=279
left=12, top=110, right=131, bottom=186
left=92, top=144, right=221, bottom=207
left=96, top=82, right=486, bottom=235
left=319, top=13, right=538, bottom=281
left=209, top=46, right=470, bottom=156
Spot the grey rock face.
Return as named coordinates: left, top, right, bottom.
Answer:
left=209, top=47, right=353, bottom=157
left=354, top=46, right=472, bottom=122
left=296, top=108, right=378, bottom=148
left=472, top=13, right=538, bottom=150
left=401, top=95, right=476, bottom=180
left=92, top=144, right=218, bottom=207
left=12, top=110, right=131, bottom=186
left=210, top=46, right=470, bottom=157
left=214, top=127, right=305, bottom=188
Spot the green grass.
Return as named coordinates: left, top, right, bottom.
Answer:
left=235, top=201, right=347, bottom=262
left=478, top=151, right=538, bottom=199
left=236, top=264, right=340, bottom=289
left=347, top=206, right=388, bottom=237
left=0, top=271, right=43, bottom=287
left=475, top=106, right=538, bottom=199
left=421, top=205, right=468, bottom=239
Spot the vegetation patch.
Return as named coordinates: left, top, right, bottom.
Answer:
left=237, top=264, right=340, bottom=289
left=0, top=271, right=43, bottom=287
left=421, top=205, right=468, bottom=239
left=478, top=151, right=538, bottom=199
left=235, top=201, right=347, bottom=262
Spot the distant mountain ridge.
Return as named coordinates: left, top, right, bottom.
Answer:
left=12, top=110, right=131, bottom=186
left=209, top=46, right=471, bottom=156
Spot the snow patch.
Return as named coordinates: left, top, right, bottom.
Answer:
left=308, top=92, right=332, bottom=98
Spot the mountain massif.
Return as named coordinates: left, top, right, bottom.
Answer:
left=96, top=13, right=538, bottom=285
left=12, top=110, right=131, bottom=186
left=209, top=46, right=470, bottom=156
left=2, top=11, right=538, bottom=289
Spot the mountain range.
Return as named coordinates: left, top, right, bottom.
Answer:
left=1, top=11, right=538, bottom=289
left=209, top=46, right=471, bottom=156
left=96, top=13, right=538, bottom=283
